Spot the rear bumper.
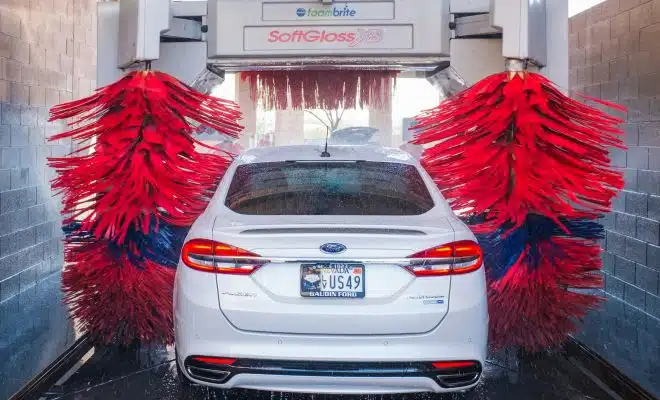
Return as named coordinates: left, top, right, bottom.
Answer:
left=183, top=373, right=468, bottom=394
left=180, top=358, right=482, bottom=394
left=174, top=262, right=488, bottom=394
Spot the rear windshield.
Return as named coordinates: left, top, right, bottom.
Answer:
left=224, top=161, right=434, bottom=216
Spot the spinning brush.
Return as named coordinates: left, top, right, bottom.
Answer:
left=412, top=62, right=626, bottom=351
left=241, top=70, right=398, bottom=111
left=51, top=70, right=243, bottom=345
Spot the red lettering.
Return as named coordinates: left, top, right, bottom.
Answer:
left=337, top=33, right=349, bottom=42
left=267, top=29, right=373, bottom=45
left=280, top=32, right=292, bottom=42
left=303, top=30, right=320, bottom=42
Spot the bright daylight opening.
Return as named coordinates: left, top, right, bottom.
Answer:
left=569, top=0, right=607, bottom=16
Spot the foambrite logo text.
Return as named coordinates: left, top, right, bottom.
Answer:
left=296, top=5, right=357, bottom=18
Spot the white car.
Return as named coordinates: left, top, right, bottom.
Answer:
left=174, top=144, right=488, bottom=395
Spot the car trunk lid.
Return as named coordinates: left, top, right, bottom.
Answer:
left=212, top=215, right=455, bottom=335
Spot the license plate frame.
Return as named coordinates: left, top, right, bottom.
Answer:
left=300, top=263, right=366, bottom=298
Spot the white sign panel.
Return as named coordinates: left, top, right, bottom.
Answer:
left=262, top=1, right=395, bottom=21
left=207, top=0, right=450, bottom=68
left=244, top=25, right=413, bottom=52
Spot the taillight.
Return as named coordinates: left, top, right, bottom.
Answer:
left=191, top=356, right=236, bottom=365
left=406, top=240, right=483, bottom=277
left=181, top=239, right=265, bottom=275
left=432, top=361, right=478, bottom=369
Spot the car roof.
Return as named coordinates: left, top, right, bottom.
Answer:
left=235, top=145, right=417, bottom=165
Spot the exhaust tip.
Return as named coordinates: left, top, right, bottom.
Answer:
left=185, top=356, right=235, bottom=384
left=431, top=361, right=482, bottom=388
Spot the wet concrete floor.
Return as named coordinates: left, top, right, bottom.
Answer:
left=0, top=272, right=634, bottom=400
left=39, top=342, right=617, bottom=400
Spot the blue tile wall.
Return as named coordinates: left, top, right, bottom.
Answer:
left=0, top=102, right=69, bottom=302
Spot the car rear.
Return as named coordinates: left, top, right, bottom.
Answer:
left=174, top=146, right=488, bottom=394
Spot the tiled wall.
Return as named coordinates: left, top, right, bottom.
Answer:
left=570, top=0, right=660, bottom=321
left=0, top=0, right=97, bottom=303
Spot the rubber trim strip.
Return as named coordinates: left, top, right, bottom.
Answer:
left=565, top=338, right=658, bottom=400
left=8, top=334, right=93, bottom=400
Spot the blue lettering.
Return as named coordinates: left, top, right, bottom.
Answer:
left=301, top=6, right=356, bottom=18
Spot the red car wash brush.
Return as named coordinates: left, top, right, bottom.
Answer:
left=49, top=69, right=243, bottom=345
left=412, top=59, right=626, bottom=352
left=241, top=70, right=397, bottom=111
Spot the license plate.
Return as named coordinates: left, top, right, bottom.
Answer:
left=300, top=263, right=365, bottom=298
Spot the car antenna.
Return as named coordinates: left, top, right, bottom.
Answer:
left=321, top=126, right=331, bottom=158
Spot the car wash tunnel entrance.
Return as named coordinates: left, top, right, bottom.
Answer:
left=2, top=0, right=660, bottom=399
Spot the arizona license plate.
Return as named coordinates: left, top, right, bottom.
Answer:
left=300, top=263, right=365, bottom=298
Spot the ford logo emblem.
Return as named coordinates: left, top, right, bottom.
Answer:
left=320, top=243, right=346, bottom=254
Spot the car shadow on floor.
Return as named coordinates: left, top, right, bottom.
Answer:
left=40, top=342, right=616, bottom=400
